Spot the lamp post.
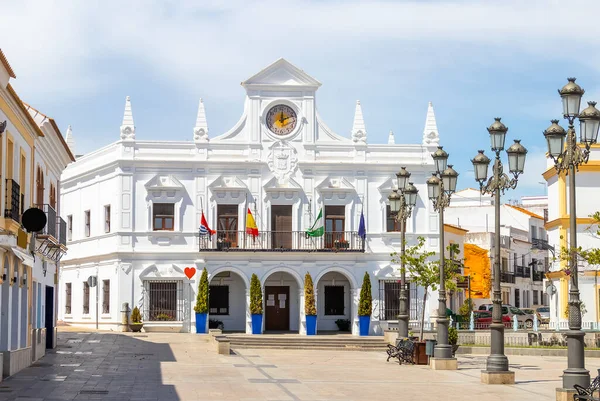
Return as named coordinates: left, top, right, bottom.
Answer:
left=543, top=78, right=600, bottom=391
left=388, top=167, right=419, bottom=338
left=427, top=146, right=459, bottom=364
left=471, top=117, right=527, bottom=383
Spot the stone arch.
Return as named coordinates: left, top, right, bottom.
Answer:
left=206, top=266, right=250, bottom=333
left=315, top=266, right=358, bottom=334
left=315, top=266, right=358, bottom=290
left=208, top=266, right=250, bottom=289
left=261, top=266, right=303, bottom=288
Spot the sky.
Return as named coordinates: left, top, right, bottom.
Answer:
left=3, top=0, right=600, bottom=200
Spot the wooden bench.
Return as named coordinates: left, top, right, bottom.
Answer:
left=386, top=338, right=415, bottom=365
left=574, top=369, right=600, bottom=400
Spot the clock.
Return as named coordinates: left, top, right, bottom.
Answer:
left=266, top=104, right=297, bottom=136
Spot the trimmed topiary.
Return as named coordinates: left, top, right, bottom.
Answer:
left=358, top=272, right=372, bottom=316
left=250, top=273, right=263, bottom=315
left=304, top=273, right=316, bottom=316
left=194, top=268, right=209, bottom=314
left=131, top=306, right=142, bottom=323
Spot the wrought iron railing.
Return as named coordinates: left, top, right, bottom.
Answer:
left=532, top=238, right=549, bottom=250
left=58, top=217, right=67, bottom=246
left=515, top=266, right=531, bottom=278
left=500, top=271, right=515, bottom=284
left=533, top=271, right=544, bottom=281
left=36, top=204, right=57, bottom=238
left=198, top=230, right=365, bottom=252
left=4, top=179, right=20, bottom=222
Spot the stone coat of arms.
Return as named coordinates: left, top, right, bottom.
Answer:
left=267, top=141, right=298, bottom=184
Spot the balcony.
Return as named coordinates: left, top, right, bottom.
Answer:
left=35, top=205, right=68, bottom=262
left=199, top=230, right=365, bottom=252
left=532, top=238, right=553, bottom=251
left=4, top=179, right=20, bottom=223
left=515, top=266, right=531, bottom=278
left=58, top=217, right=67, bottom=246
left=37, top=204, right=57, bottom=239
left=500, top=271, right=515, bottom=284
left=533, top=271, right=544, bottom=281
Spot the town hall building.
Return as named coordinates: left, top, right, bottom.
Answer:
left=58, top=59, right=453, bottom=335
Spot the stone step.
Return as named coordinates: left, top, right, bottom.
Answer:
left=225, top=335, right=388, bottom=351
left=230, top=344, right=388, bottom=351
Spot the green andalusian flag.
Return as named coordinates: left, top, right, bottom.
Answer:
left=306, top=208, right=324, bottom=237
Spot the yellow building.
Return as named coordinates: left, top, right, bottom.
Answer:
left=0, top=49, right=74, bottom=378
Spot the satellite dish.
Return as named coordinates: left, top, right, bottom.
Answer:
left=546, top=284, right=557, bottom=296
left=21, top=208, right=47, bottom=233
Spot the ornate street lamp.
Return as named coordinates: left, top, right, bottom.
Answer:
left=471, top=117, right=527, bottom=384
left=544, top=78, right=600, bottom=392
left=388, top=168, right=419, bottom=338
left=427, top=146, right=459, bottom=367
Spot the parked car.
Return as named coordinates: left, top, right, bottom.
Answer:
left=474, top=311, right=511, bottom=329
left=478, top=304, right=535, bottom=329
left=536, top=306, right=550, bottom=323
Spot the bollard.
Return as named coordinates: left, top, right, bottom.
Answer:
left=121, top=302, right=130, bottom=332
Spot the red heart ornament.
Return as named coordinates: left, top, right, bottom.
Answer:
left=184, top=267, right=196, bottom=280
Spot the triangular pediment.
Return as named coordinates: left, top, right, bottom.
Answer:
left=208, top=176, right=248, bottom=190
left=264, top=176, right=303, bottom=192
left=242, top=58, right=322, bottom=89
left=316, top=177, right=356, bottom=193
left=145, top=175, right=184, bottom=190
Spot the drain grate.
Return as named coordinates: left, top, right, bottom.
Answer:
left=80, top=390, right=109, bottom=395
left=133, top=335, right=148, bottom=338
left=31, top=363, right=53, bottom=367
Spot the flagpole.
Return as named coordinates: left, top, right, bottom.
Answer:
left=244, top=192, right=248, bottom=247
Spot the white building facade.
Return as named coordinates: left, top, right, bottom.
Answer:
left=58, top=59, right=451, bottom=335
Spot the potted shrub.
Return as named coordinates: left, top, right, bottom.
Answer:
left=194, top=268, right=209, bottom=334
left=358, top=272, right=372, bottom=336
left=130, top=306, right=143, bottom=332
left=334, top=239, right=349, bottom=249
left=304, top=273, right=317, bottom=335
left=209, top=319, right=224, bottom=330
left=250, top=273, right=263, bottom=334
left=448, top=326, right=459, bottom=356
left=335, top=319, right=351, bottom=332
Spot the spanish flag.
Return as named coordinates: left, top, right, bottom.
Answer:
left=245, top=208, right=259, bottom=237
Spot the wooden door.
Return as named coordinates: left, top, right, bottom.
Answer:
left=217, top=205, right=238, bottom=248
left=271, top=205, right=292, bottom=249
left=325, top=206, right=345, bottom=248
left=265, top=286, right=290, bottom=331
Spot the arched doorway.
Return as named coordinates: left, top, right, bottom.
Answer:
left=262, top=269, right=303, bottom=333
left=0, top=255, right=10, bottom=351
left=315, top=269, right=357, bottom=334
left=207, top=269, right=248, bottom=333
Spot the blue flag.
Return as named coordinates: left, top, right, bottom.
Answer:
left=358, top=209, right=366, bottom=239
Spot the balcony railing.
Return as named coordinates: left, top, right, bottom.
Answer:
left=533, top=271, right=544, bottom=281
left=36, top=204, right=57, bottom=239
left=532, top=238, right=551, bottom=250
left=58, top=217, right=67, bottom=246
left=199, top=230, right=365, bottom=252
left=500, top=271, right=515, bottom=284
left=4, top=179, right=20, bottom=223
left=515, top=266, right=531, bottom=278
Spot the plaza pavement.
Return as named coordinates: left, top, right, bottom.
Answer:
left=0, top=330, right=598, bottom=401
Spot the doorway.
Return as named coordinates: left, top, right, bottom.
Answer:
left=45, top=286, right=54, bottom=349
left=271, top=205, right=292, bottom=249
left=265, top=286, right=290, bottom=331
left=325, top=206, right=345, bottom=248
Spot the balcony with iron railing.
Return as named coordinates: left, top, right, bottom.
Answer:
left=4, top=179, right=20, bottom=223
left=533, top=271, right=544, bottom=281
left=36, top=204, right=57, bottom=239
left=515, top=266, right=531, bottom=278
left=500, top=271, right=516, bottom=284
left=58, top=217, right=67, bottom=246
left=198, top=230, right=365, bottom=252
left=532, top=238, right=550, bottom=250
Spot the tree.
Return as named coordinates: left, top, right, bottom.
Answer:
left=250, top=273, right=263, bottom=315
left=194, top=268, right=209, bottom=314
left=358, top=272, right=372, bottom=316
left=304, top=273, right=316, bottom=316
left=391, top=236, right=463, bottom=340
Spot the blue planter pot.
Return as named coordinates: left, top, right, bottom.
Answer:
left=359, top=316, right=370, bottom=336
left=306, top=315, right=317, bottom=335
left=251, top=314, right=263, bottom=334
left=195, top=313, right=207, bottom=334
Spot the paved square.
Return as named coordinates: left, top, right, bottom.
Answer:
left=0, top=331, right=597, bottom=400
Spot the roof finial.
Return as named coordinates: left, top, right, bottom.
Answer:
left=388, top=130, right=395, bottom=145
left=120, top=96, right=135, bottom=140
left=422, top=101, right=439, bottom=146
left=65, top=125, right=76, bottom=155
left=193, top=98, right=209, bottom=143
left=351, top=100, right=367, bottom=144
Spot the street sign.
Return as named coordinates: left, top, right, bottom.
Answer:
left=87, top=276, right=97, bottom=288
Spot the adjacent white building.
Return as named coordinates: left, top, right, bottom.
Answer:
left=58, top=59, right=455, bottom=335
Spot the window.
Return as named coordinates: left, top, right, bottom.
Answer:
left=501, top=257, right=508, bottom=272
left=531, top=225, right=538, bottom=240
left=102, top=280, right=110, bottom=313
left=514, top=288, right=520, bottom=308
left=65, top=283, right=72, bottom=314
left=324, top=286, right=345, bottom=315
left=19, top=153, right=25, bottom=214
left=325, top=206, right=345, bottom=248
left=49, top=183, right=56, bottom=209
left=67, top=215, right=73, bottom=241
left=386, top=205, right=400, bottom=232
left=36, top=166, right=44, bottom=207
left=533, top=290, right=538, bottom=305
left=378, top=280, right=401, bottom=320
left=104, top=205, right=111, bottom=233
left=217, top=205, right=238, bottom=246
left=84, top=210, right=90, bottom=237
left=209, top=285, right=229, bottom=315
left=502, top=290, right=510, bottom=305
left=147, top=281, right=179, bottom=321
left=513, top=253, right=517, bottom=269
left=83, top=281, right=90, bottom=314
left=153, top=203, right=174, bottom=231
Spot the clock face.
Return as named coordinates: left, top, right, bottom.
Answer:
left=266, top=104, right=297, bottom=136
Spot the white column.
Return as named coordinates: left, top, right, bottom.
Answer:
left=352, top=288, right=360, bottom=336
left=299, top=289, right=306, bottom=335
left=245, top=289, right=252, bottom=334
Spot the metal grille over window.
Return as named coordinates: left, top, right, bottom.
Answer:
left=83, top=281, right=90, bottom=314
left=378, top=280, right=402, bottom=320
left=209, top=285, right=229, bottom=315
left=102, top=280, right=110, bottom=314
left=65, top=283, right=71, bottom=314
left=144, top=281, right=182, bottom=321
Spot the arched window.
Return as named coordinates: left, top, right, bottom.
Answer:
left=36, top=166, right=44, bottom=207
left=49, top=183, right=56, bottom=209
